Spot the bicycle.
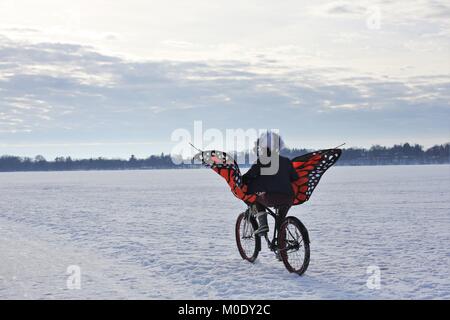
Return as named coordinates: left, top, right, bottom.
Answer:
left=235, top=205, right=310, bottom=275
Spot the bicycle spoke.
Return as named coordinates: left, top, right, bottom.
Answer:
left=240, top=217, right=256, bottom=257
left=281, top=221, right=306, bottom=272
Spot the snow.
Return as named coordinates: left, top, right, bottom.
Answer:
left=0, top=165, right=449, bottom=299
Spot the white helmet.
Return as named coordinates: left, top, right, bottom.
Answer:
left=256, top=131, right=285, bottom=153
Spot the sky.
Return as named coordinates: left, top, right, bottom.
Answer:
left=0, top=0, right=449, bottom=159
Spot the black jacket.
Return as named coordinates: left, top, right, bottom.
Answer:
left=242, top=155, right=299, bottom=196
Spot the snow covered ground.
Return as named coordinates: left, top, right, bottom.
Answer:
left=0, top=165, right=449, bottom=299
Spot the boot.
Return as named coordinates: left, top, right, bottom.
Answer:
left=254, top=211, right=269, bottom=235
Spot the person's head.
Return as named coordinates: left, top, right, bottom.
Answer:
left=254, top=131, right=285, bottom=158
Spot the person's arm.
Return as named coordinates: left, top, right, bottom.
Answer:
left=242, top=163, right=260, bottom=185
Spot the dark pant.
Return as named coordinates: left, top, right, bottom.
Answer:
left=255, top=193, right=293, bottom=219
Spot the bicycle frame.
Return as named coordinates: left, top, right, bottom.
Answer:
left=246, top=205, right=285, bottom=252
left=264, top=206, right=285, bottom=251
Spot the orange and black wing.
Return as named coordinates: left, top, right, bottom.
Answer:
left=194, top=150, right=257, bottom=204
left=291, top=149, right=342, bottom=205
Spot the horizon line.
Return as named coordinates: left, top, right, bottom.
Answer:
left=1, top=141, right=448, bottom=161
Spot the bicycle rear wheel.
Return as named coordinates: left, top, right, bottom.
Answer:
left=235, top=211, right=261, bottom=262
left=278, top=216, right=310, bottom=275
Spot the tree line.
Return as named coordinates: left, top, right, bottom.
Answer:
left=282, top=143, right=449, bottom=166
left=0, top=143, right=448, bottom=172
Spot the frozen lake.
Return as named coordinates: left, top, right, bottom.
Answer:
left=0, top=165, right=449, bottom=299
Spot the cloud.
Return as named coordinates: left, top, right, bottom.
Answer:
left=162, top=40, right=195, bottom=49
left=323, top=2, right=366, bottom=17
left=309, top=0, right=450, bottom=30
left=0, top=36, right=449, bottom=150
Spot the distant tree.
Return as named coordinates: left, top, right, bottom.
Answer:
left=0, top=142, right=449, bottom=172
left=35, top=155, right=46, bottom=162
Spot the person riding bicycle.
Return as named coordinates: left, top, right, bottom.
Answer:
left=243, top=132, right=299, bottom=235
